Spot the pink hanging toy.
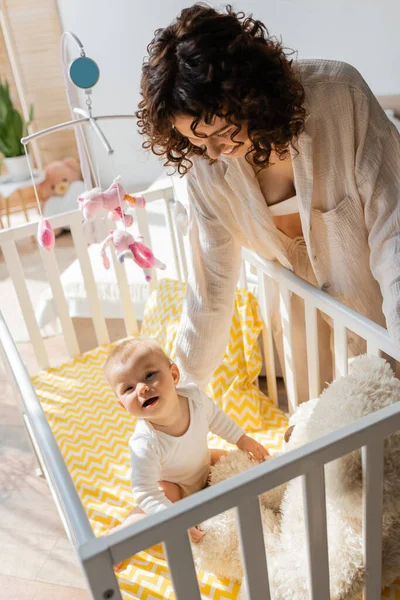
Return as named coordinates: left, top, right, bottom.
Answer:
left=77, top=177, right=145, bottom=226
left=100, top=229, right=166, bottom=282
left=37, top=218, right=55, bottom=252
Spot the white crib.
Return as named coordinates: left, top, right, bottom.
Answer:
left=1, top=184, right=400, bottom=600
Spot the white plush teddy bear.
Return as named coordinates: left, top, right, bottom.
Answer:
left=193, top=356, right=400, bottom=600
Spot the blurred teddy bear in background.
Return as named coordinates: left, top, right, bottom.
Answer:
left=3, top=157, right=84, bottom=227
left=39, top=157, right=83, bottom=202
left=40, top=157, right=85, bottom=229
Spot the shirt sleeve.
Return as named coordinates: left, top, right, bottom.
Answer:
left=175, top=173, right=243, bottom=389
left=197, top=387, right=244, bottom=444
left=129, top=436, right=173, bottom=515
left=354, top=88, right=400, bottom=345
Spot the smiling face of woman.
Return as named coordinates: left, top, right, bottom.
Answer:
left=173, top=114, right=253, bottom=160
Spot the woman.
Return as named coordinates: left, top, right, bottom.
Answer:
left=136, top=4, right=400, bottom=401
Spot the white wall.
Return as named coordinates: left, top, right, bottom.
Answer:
left=56, top=0, right=400, bottom=190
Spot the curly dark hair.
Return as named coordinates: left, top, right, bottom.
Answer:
left=136, top=3, right=306, bottom=175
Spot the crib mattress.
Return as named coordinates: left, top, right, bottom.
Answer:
left=32, top=344, right=288, bottom=599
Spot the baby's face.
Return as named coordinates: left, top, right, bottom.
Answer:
left=107, top=346, right=179, bottom=420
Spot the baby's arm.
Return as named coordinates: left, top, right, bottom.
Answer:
left=201, top=389, right=269, bottom=460
left=104, top=438, right=170, bottom=547
left=130, top=437, right=205, bottom=544
left=130, top=437, right=173, bottom=514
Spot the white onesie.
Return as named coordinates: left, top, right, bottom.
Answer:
left=129, top=383, right=244, bottom=515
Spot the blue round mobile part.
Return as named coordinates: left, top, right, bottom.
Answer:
left=69, top=56, right=100, bottom=89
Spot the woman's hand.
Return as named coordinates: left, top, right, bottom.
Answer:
left=236, top=434, right=270, bottom=461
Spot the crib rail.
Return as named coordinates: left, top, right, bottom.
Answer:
left=242, top=249, right=400, bottom=412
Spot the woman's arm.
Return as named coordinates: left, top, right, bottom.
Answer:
left=175, top=174, right=242, bottom=388
left=355, top=89, right=400, bottom=345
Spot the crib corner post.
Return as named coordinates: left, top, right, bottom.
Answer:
left=79, top=541, right=123, bottom=600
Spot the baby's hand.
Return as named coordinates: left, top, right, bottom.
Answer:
left=236, top=434, right=270, bottom=461
left=189, top=526, right=205, bottom=544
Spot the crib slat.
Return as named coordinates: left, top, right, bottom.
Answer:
left=257, top=270, right=278, bottom=405
left=70, top=219, right=110, bottom=346
left=164, top=198, right=182, bottom=281
left=164, top=532, right=201, bottom=600
left=39, top=247, right=79, bottom=358
left=170, top=183, right=189, bottom=282
left=82, top=547, right=123, bottom=600
left=176, top=228, right=188, bottom=282
left=165, top=187, right=188, bottom=281
left=169, top=199, right=189, bottom=283
left=305, top=304, right=321, bottom=398
left=136, top=204, right=157, bottom=290
left=279, top=283, right=298, bottom=413
left=110, top=249, right=139, bottom=337
left=302, top=466, right=330, bottom=599
left=362, top=440, right=384, bottom=600
left=334, top=323, right=348, bottom=379
left=1, top=240, right=49, bottom=369
left=237, top=496, right=271, bottom=600
left=239, top=261, right=247, bottom=289
left=169, top=177, right=188, bottom=280
left=367, top=340, right=382, bottom=357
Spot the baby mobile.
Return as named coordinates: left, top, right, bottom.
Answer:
left=21, top=33, right=166, bottom=282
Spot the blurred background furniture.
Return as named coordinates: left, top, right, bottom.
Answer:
left=0, top=170, right=45, bottom=227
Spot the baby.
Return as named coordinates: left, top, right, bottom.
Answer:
left=104, top=337, right=269, bottom=544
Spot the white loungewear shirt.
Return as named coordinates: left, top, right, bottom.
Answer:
left=175, top=59, right=400, bottom=390
left=129, top=384, right=244, bottom=515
